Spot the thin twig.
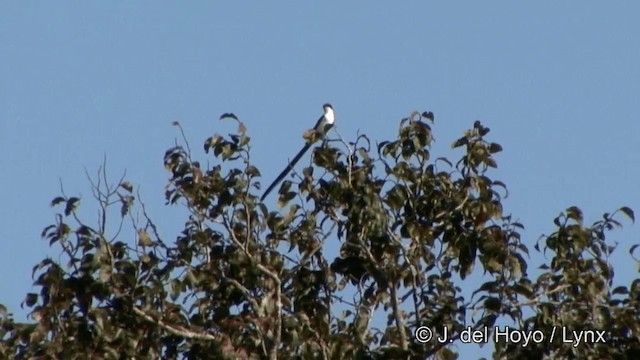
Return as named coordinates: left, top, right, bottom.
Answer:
left=332, top=128, right=354, bottom=185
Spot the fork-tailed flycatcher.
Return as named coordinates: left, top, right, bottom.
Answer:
left=261, top=103, right=335, bottom=201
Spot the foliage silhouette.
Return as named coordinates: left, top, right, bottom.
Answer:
left=1, top=110, right=638, bottom=359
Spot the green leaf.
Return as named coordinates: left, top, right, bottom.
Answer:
left=64, top=197, right=80, bottom=216
left=451, top=137, right=468, bottom=148
left=421, top=111, right=434, bottom=122
left=488, top=143, right=503, bottom=153
left=204, top=134, right=223, bottom=154
left=566, top=206, right=583, bottom=223
left=473, top=281, right=499, bottom=296
left=120, top=181, right=133, bottom=193
left=385, top=185, right=407, bottom=210
left=246, top=165, right=261, bottom=177
left=434, top=157, right=452, bottom=168
left=619, top=206, right=635, bottom=223
left=170, top=279, right=181, bottom=301
left=513, top=283, right=533, bottom=298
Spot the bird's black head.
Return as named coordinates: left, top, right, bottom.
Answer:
left=323, top=103, right=333, bottom=110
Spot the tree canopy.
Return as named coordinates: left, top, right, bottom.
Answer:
left=1, top=110, right=638, bottom=359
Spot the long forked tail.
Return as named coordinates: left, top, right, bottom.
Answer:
left=260, top=142, right=312, bottom=201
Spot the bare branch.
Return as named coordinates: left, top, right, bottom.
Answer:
left=132, top=306, right=217, bottom=341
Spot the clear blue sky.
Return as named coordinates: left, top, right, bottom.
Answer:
left=1, top=3, right=639, bottom=358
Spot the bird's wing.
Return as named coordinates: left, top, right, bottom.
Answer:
left=260, top=142, right=312, bottom=201
left=312, top=114, right=325, bottom=131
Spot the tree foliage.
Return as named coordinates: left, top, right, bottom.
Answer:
left=1, top=110, right=638, bottom=359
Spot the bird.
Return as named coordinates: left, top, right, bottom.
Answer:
left=261, top=103, right=335, bottom=201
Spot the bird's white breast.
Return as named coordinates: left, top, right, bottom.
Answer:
left=324, top=107, right=335, bottom=125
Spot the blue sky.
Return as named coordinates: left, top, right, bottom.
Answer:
left=1, top=2, right=639, bottom=357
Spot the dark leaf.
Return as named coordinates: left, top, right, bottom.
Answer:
left=50, top=196, right=65, bottom=207
left=421, top=111, right=434, bottom=122
left=220, top=112, right=238, bottom=121
left=484, top=297, right=501, bottom=312
left=120, top=181, right=133, bottom=193
left=170, top=279, right=181, bottom=301
left=488, top=143, right=503, bottom=154
left=64, top=197, right=80, bottom=216
left=566, top=206, right=583, bottom=223
left=205, top=135, right=224, bottom=154
left=24, top=293, right=38, bottom=307
left=619, top=206, right=635, bottom=223
left=451, top=137, right=468, bottom=148
left=612, top=286, right=628, bottom=295
left=246, top=165, right=261, bottom=177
